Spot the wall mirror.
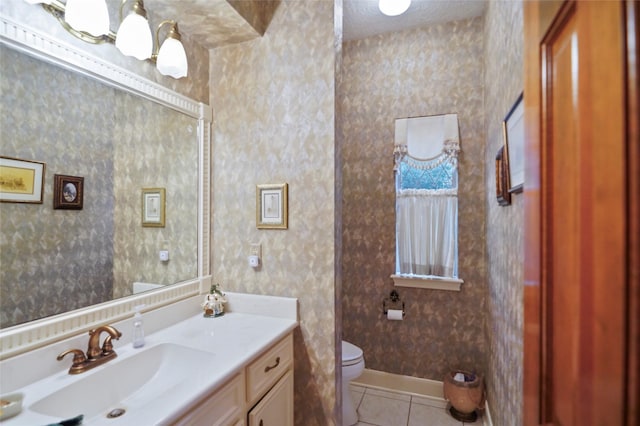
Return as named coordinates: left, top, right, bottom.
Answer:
left=0, top=15, right=211, bottom=357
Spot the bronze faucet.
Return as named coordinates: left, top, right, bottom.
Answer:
left=57, top=325, right=122, bottom=374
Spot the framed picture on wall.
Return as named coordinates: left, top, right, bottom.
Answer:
left=256, top=183, right=288, bottom=229
left=53, top=174, right=84, bottom=210
left=0, top=156, right=45, bottom=204
left=142, top=187, right=165, bottom=227
left=503, top=92, right=524, bottom=193
left=496, top=146, right=511, bottom=206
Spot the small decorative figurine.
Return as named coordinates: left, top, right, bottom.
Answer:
left=202, top=284, right=227, bottom=317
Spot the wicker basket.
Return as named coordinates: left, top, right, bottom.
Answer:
left=443, top=370, right=485, bottom=422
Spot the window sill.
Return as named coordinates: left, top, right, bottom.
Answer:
left=391, top=274, right=463, bottom=291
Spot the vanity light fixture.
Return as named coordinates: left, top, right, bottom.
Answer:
left=379, top=0, right=411, bottom=17
left=153, top=20, right=188, bottom=79
left=23, top=0, right=188, bottom=79
left=115, top=0, right=153, bottom=60
left=64, top=0, right=110, bottom=37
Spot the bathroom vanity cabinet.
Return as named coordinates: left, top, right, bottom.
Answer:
left=248, top=370, right=294, bottom=426
left=173, top=372, right=245, bottom=425
left=0, top=293, right=298, bottom=426
left=173, top=333, right=294, bottom=426
left=247, top=334, right=294, bottom=426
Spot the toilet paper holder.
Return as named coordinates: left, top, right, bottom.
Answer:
left=382, top=290, right=405, bottom=317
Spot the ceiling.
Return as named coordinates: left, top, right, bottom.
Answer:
left=343, top=0, right=487, bottom=41
left=144, top=0, right=487, bottom=50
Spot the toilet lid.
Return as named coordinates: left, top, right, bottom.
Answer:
left=342, top=340, right=363, bottom=364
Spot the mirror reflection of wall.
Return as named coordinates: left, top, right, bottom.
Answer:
left=0, top=44, right=199, bottom=328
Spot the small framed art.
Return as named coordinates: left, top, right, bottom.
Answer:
left=0, top=156, right=45, bottom=204
left=256, top=183, right=288, bottom=229
left=503, top=92, right=524, bottom=193
left=142, top=188, right=165, bottom=227
left=496, top=146, right=511, bottom=206
left=53, top=174, right=84, bottom=210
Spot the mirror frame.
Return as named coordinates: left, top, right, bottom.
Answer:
left=0, top=14, right=212, bottom=359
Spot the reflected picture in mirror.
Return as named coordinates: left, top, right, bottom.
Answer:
left=141, top=188, right=166, bottom=227
left=53, top=174, right=84, bottom=210
left=0, top=44, right=199, bottom=329
left=0, top=156, right=46, bottom=204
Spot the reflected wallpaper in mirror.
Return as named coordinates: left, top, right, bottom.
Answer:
left=0, top=45, right=199, bottom=328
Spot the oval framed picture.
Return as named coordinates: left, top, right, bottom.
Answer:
left=53, top=174, right=83, bottom=210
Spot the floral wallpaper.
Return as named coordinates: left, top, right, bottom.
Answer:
left=209, top=1, right=340, bottom=424
left=340, top=17, right=487, bottom=383
left=483, top=1, right=524, bottom=425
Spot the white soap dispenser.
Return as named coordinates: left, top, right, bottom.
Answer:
left=132, top=304, right=145, bottom=348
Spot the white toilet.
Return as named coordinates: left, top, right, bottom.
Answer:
left=342, top=340, right=365, bottom=426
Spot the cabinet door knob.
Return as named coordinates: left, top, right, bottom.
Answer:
left=264, top=356, right=280, bottom=373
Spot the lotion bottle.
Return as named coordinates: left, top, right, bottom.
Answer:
left=132, top=304, right=145, bottom=348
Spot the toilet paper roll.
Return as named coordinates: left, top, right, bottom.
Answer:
left=387, top=309, right=403, bottom=321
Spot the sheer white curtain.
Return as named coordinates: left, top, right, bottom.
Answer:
left=394, top=113, right=460, bottom=279
left=396, top=188, right=458, bottom=277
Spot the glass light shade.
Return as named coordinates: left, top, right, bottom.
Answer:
left=65, top=0, right=110, bottom=36
left=116, top=13, right=153, bottom=60
left=23, top=0, right=53, bottom=4
left=379, top=0, right=411, bottom=16
left=156, top=37, right=188, bottom=79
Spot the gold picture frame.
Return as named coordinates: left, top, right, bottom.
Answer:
left=495, top=146, right=511, bottom=206
left=142, top=188, right=165, bottom=227
left=0, top=156, right=45, bottom=204
left=256, top=183, right=288, bottom=229
left=503, top=92, right=524, bottom=193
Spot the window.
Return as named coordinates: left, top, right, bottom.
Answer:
left=392, top=114, right=463, bottom=291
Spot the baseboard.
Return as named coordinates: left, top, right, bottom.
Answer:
left=351, top=368, right=444, bottom=399
left=351, top=368, right=493, bottom=426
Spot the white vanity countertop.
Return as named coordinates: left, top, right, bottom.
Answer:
left=0, top=293, right=298, bottom=425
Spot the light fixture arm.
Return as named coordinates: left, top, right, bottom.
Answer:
left=119, top=0, right=148, bottom=23
left=42, top=0, right=116, bottom=44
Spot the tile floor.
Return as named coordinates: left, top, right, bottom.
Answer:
left=350, top=384, right=478, bottom=426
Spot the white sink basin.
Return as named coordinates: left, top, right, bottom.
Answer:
left=30, top=343, right=216, bottom=422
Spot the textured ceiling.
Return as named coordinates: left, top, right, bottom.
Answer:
left=145, top=0, right=266, bottom=49
left=343, top=0, right=487, bottom=41
left=145, top=0, right=487, bottom=50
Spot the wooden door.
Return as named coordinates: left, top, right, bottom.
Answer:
left=523, top=0, right=640, bottom=425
